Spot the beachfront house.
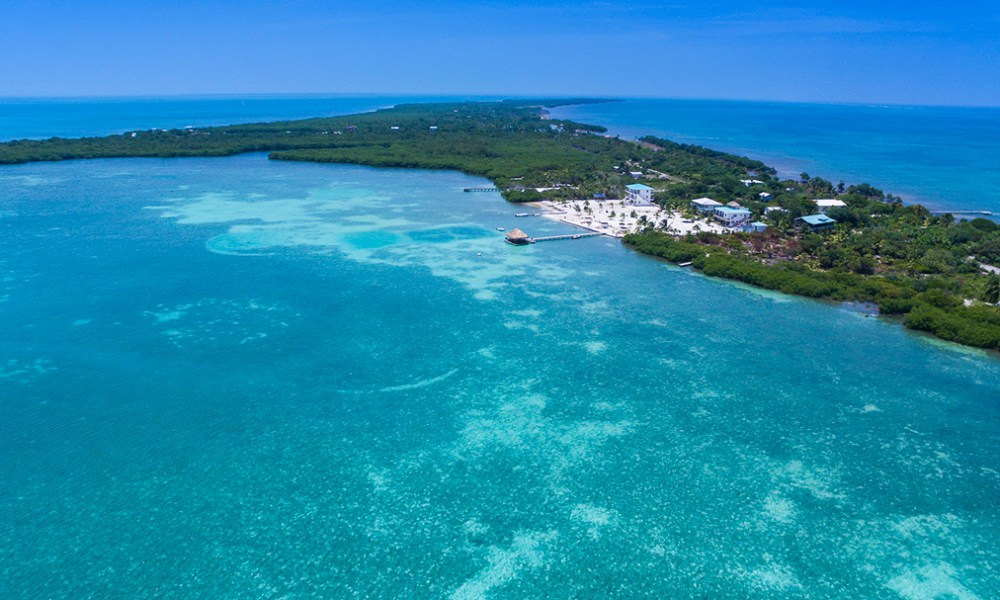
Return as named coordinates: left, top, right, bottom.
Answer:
left=625, top=183, right=654, bottom=206
left=814, top=199, right=847, bottom=213
left=713, top=206, right=752, bottom=228
left=691, top=197, right=723, bottom=213
left=795, top=214, right=837, bottom=232
left=745, top=221, right=769, bottom=233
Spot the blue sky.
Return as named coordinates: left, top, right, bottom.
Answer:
left=2, top=1, right=998, bottom=105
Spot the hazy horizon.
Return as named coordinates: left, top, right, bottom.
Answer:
left=2, top=92, right=999, bottom=111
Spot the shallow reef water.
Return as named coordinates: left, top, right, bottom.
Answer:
left=1, top=154, right=998, bottom=598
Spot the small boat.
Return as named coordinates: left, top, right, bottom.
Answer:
left=514, top=212, right=530, bottom=217
left=572, top=234, right=581, bottom=239
left=496, top=227, right=506, bottom=231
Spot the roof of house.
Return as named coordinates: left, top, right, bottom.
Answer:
left=750, top=221, right=768, bottom=227
left=726, top=201, right=742, bottom=207
left=692, top=197, right=722, bottom=207
left=814, top=199, right=847, bottom=207
left=797, top=214, right=837, bottom=226
left=715, top=206, right=751, bottom=215
left=626, top=183, right=654, bottom=191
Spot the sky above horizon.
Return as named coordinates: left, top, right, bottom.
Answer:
left=2, top=1, right=998, bottom=106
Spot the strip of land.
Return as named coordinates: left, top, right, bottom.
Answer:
left=1, top=99, right=998, bottom=350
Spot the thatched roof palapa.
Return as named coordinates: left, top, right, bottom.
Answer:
left=505, top=228, right=529, bottom=240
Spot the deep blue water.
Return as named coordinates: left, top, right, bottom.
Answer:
left=1, top=98, right=1000, bottom=597
left=551, top=99, right=1000, bottom=214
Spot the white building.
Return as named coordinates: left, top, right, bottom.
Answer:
left=625, top=184, right=655, bottom=206
left=814, top=199, right=847, bottom=212
left=691, top=197, right=723, bottom=213
left=713, top=206, right=752, bottom=227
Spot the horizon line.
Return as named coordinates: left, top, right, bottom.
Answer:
left=0, top=92, right=997, bottom=111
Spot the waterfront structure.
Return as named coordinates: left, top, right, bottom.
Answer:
left=713, top=206, right=752, bottom=227
left=795, top=214, right=837, bottom=231
left=505, top=228, right=531, bottom=245
left=692, top=197, right=723, bottom=213
left=746, top=221, right=769, bottom=233
left=814, top=199, right=847, bottom=212
left=625, top=183, right=654, bottom=206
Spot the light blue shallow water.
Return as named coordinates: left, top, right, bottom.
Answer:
left=2, top=154, right=999, bottom=598
left=551, top=99, right=1000, bottom=214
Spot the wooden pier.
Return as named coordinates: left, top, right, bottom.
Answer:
left=930, top=210, right=993, bottom=216
left=531, top=232, right=603, bottom=243
left=463, top=187, right=499, bottom=192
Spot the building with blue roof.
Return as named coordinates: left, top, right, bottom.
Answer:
left=712, top=205, right=752, bottom=228
left=625, top=183, right=655, bottom=206
left=795, top=214, right=837, bottom=231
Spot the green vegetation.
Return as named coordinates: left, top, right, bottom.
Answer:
left=0, top=99, right=756, bottom=203
left=625, top=223, right=1000, bottom=350
left=2, top=98, right=998, bottom=351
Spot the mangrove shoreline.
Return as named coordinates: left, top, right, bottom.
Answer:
left=1, top=99, right=998, bottom=351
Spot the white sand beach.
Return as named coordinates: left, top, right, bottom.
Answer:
left=531, top=199, right=726, bottom=238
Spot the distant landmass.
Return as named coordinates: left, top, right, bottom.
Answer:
left=1, top=99, right=998, bottom=350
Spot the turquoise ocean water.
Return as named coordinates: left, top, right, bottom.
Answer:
left=2, top=99, right=1000, bottom=597
left=551, top=99, right=1000, bottom=215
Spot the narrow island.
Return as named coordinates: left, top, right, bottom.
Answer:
left=2, top=99, right=999, bottom=350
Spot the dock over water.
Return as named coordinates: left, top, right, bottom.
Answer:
left=931, top=210, right=993, bottom=216
left=532, top=232, right=603, bottom=242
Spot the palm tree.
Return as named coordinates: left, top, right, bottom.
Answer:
left=986, top=275, right=1000, bottom=304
